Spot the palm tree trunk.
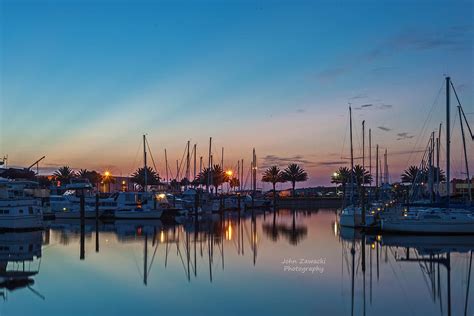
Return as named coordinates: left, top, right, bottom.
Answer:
left=292, top=181, right=296, bottom=197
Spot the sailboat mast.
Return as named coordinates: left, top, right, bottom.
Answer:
left=436, top=123, right=441, bottom=200
left=208, top=137, right=212, bottom=193
left=349, top=106, right=354, bottom=204
left=375, top=145, right=379, bottom=189
left=369, top=128, right=372, bottom=185
left=458, top=105, right=472, bottom=202
left=362, top=120, right=365, bottom=173
left=165, top=149, right=169, bottom=184
left=252, top=149, right=257, bottom=194
left=186, top=141, right=190, bottom=181
left=241, top=159, right=244, bottom=191
left=193, top=144, right=197, bottom=182
left=237, top=160, right=240, bottom=191
left=143, top=134, right=148, bottom=192
left=221, top=147, right=224, bottom=169
left=446, top=76, right=451, bottom=204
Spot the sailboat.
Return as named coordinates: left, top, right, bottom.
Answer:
left=339, top=107, right=375, bottom=228
left=380, top=77, right=474, bottom=234
left=114, top=135, right=163, bottom=220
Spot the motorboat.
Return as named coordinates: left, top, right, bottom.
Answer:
left=0, top=179, right=43, bottom=230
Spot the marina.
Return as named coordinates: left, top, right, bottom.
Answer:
left=1, top=0, right=473, bottom=314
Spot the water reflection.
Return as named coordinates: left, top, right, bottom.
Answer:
left=0, top=231, right=43, bottom=300
left=0, top=209, right=471, bottom=315
left=337, top=224, right=474, bottom=316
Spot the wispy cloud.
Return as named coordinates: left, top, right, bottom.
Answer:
left=317, top=160, right=347, bottom=166
left=261, top=155, right=317, bottom=168
left=396, top=132, right=415, bottom=140
left=349, top=93, right=368, bottom=100
left=378, top=126, right=392, bottom=132
left=318, top=25, right=472, bottom=81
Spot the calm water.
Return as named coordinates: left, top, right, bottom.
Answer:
left=0, top=209, right=472, bottom=316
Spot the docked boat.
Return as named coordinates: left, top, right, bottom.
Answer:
left=339, top=205, right=375, bottom=228
left=379, top=77, right=474, bottom=234
left=380, top=208, right=474, bottom=234
left=53, top=204, right=103, bottom=219
left=0, top=179, right=43, bottom=230
left=114, top=206, right=163, bottom=219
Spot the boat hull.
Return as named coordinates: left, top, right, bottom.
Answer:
left=54, top=210, right=104, bottom=219
left=114, top=210, right=163, bottom=219
left=0, top=215, right=43, bottom=230
left=381, top=220, right=474, bottom=234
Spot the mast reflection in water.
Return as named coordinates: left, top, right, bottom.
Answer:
left=0, top=209, right=472, bottom=316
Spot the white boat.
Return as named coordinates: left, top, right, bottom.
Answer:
left=53, top=204, right=103, bottom=219
left=380, top=208, right=474, bottom=234
left=115, top=207, right=163, bottom=219
left=339, top=205, right=375, bottom=228
left=0, top=179, right=43, bottom=230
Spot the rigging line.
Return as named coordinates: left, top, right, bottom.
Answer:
left=451, top=80, right=474, bottom=140
left=145, top=138, right=159, bottom=175
left=405, top=80, right=444, bottom=169
left=177, top=142, right=188, bottom=180
left=130, top=141, right=143, bottom=176
left=340, top=110, right=349, bottom=160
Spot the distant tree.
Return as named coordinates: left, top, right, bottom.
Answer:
left=401, top=166, right=423, bottom=184
left=425, top=166, right=446, bottom=182
left=180, top=177, right=190, bottom=187
left=195, top=164, right=227, bottom=194
left=262, top=166, right=286, bottom=202
left=282, top=164, right=308, bottom=197
left=131, top=167, right=160, bottom=190
left=353, top=165, right=372, bottom=187
left=331, top=167, right=351, bottom=200
left=77, top=169, right=102, bottom=188
left=401, top=165, right=446, bottom=185
left=53, top=166, right=76, bottom=183
left=229, top=177, right=240, bottom=191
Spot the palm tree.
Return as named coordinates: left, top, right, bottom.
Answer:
left=353, top=165, right=372, bottom=187
left=262, top=166, right=286, bottom=203
left=282, top=164, right=308, bottom=197
left=331, top=167, right=350, bottom=200
left=401, top=166, right=423, bottom=183
left=425, top=166, right=446, bottom=182
left=53, top=166, right=76, bottom=183
left=195, top=165, right=227, bottom=194
left=229, top=177, right=240, bottom=191
left=77, top=169, right=102, bottom=188
left=131, top=167, right=160, bottom=190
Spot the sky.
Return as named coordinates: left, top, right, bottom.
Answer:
left=0, top=0, right=473, bottom=188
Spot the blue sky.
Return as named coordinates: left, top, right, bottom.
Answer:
left=1, top=0, right=473, bottom=186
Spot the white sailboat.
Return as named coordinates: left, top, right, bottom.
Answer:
left=379, top=77, right=474, bottom=234
left=339, top=107, right=374, bottom=228
left=114, top=135, right=165, bottom=220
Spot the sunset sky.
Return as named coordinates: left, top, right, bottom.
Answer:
left=1, top=0, right=473, bottom=187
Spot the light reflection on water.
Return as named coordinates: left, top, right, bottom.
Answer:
left=0, top=209, right=472, bottom=315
